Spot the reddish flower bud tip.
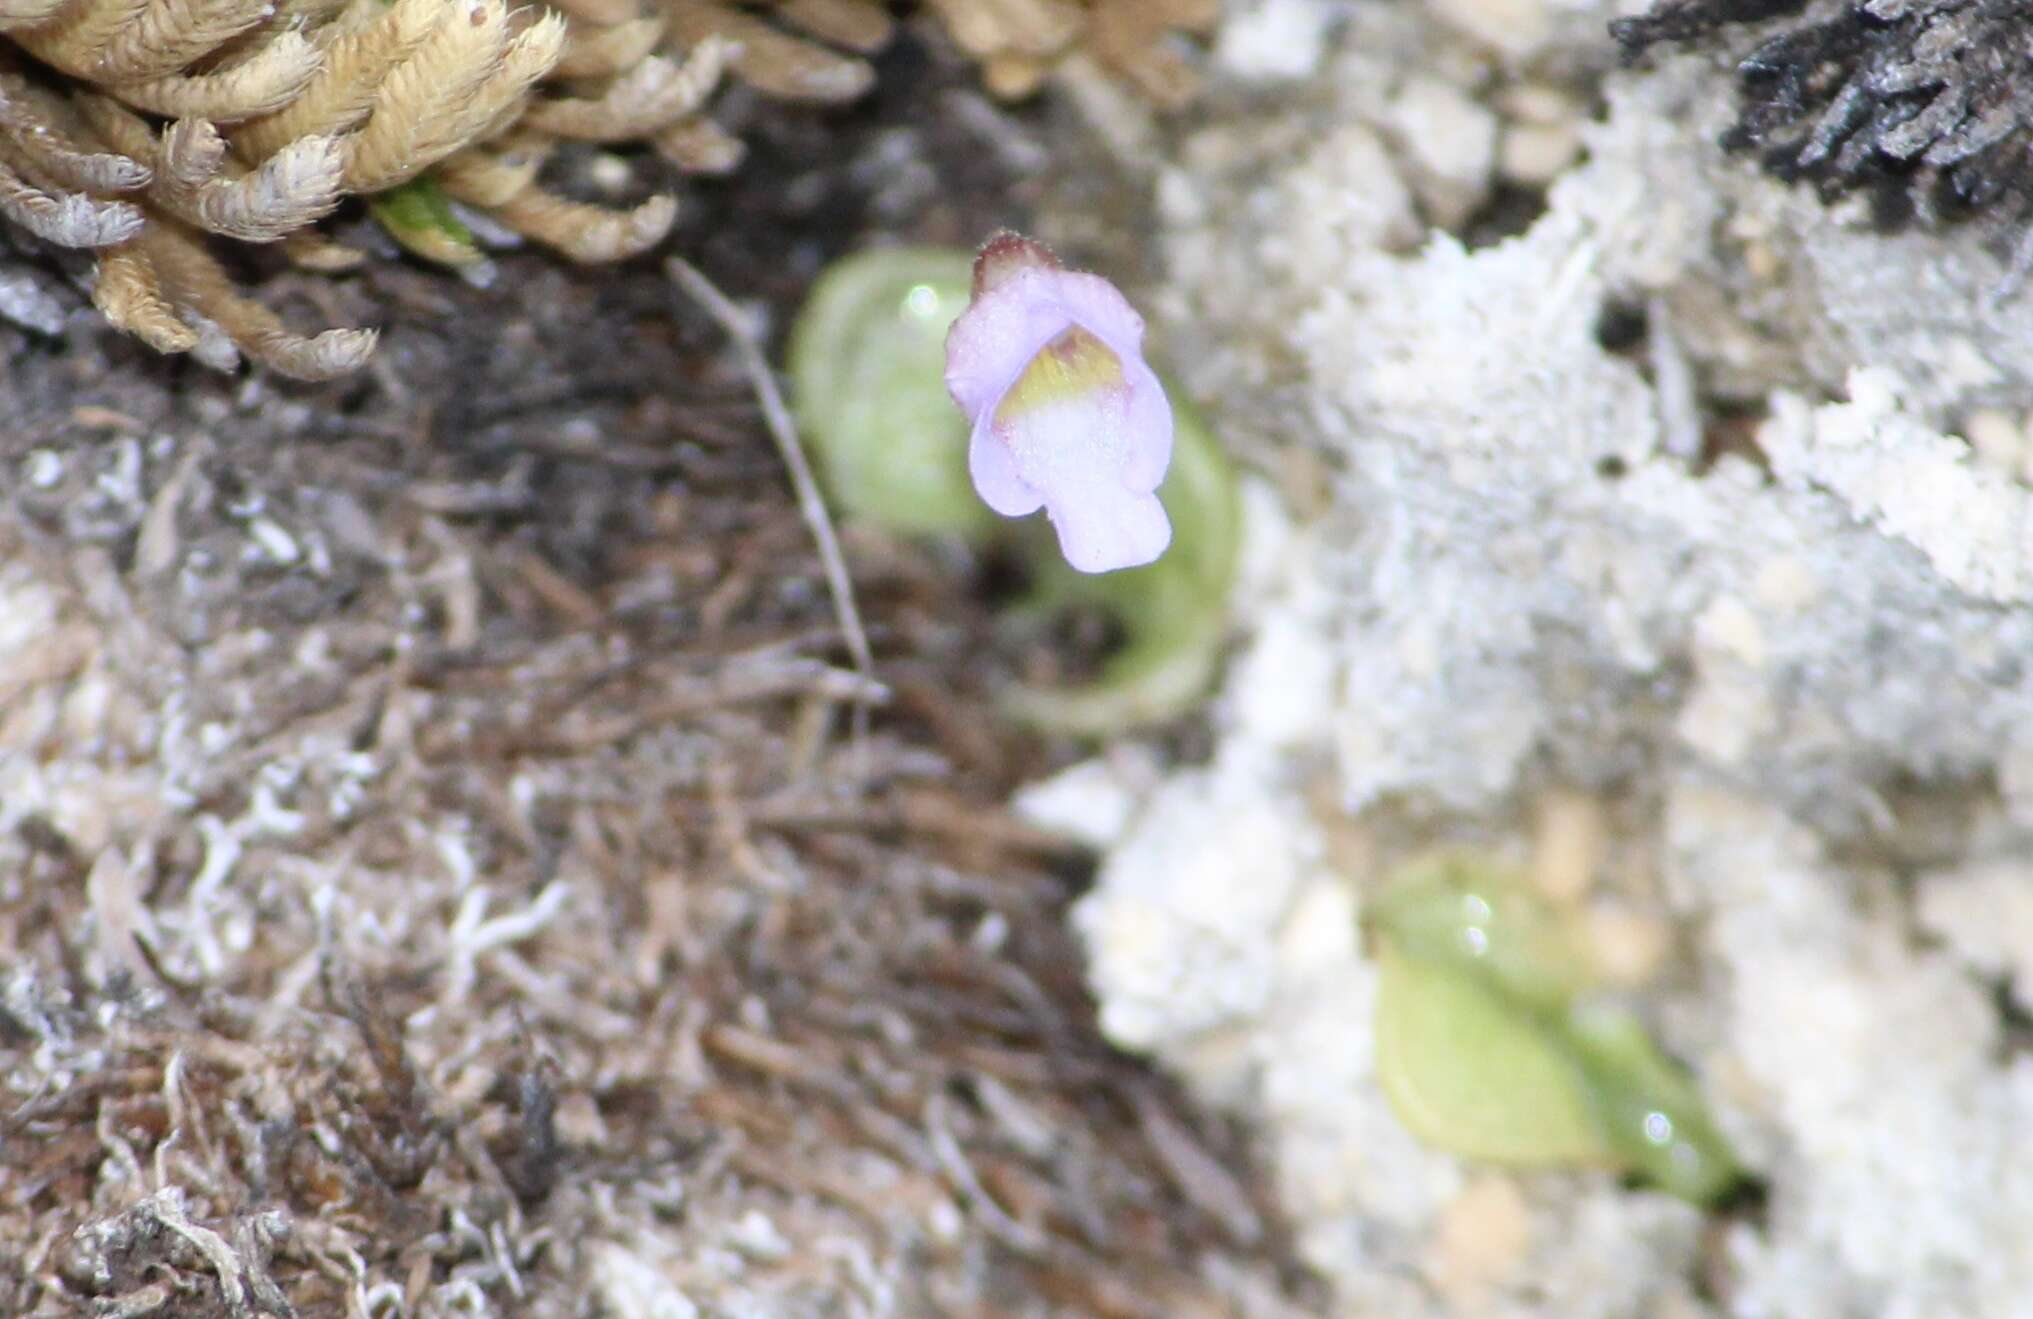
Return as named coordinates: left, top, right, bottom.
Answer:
left=973, top=230, right=1062, bottom=299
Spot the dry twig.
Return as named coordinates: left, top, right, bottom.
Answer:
left=666, top=254, right=880, bottom=748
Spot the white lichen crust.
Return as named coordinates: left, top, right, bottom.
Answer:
left=1059, top=5, right=2033, bottom=1315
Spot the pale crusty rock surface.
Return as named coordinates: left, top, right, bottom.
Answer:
left=1056, top=2, right=2033, bottom=1314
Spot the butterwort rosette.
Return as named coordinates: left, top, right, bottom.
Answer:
left=943, top=232, right=1174, bottom=574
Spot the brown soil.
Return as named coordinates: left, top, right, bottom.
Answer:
left=0, top=23, right=1314, bottom=1319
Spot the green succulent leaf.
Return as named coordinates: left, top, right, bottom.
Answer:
left=1369, top=853, right=1744, bottom=1205
left=786, top=247, right=987, bottom=536
left=1567, top=1005, right=1744, bottom=1204
left=1366, top=852, right=1598, bottom=1013
left=1375, top=941, right=1615, bottom=1166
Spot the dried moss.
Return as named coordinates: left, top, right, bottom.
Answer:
left=0, top=245, right=1308, bottom=1316
left=0, top=0, right=1212, bottom=376
left=0, top=39, right=1314, bottom=1305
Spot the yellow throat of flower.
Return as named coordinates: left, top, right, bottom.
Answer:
left=994, top=327, right=1124, bottom=427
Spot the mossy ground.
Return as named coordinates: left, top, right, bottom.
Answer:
left=0, top=25, right=1313, bottom=1317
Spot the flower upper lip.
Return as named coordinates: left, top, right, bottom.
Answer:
left=944, top=269, right=1123, bottom=422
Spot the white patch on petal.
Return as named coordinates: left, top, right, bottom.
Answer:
left=998, top=391, right=1132, bottom=497
left=1052, top=489, right=1172, bottom=574
left=991, top=383, right=1173, bottom=572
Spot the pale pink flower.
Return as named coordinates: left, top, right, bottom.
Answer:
left=943, top=233, right=1174, bottom=574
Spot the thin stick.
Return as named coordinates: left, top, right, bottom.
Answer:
left=666, top=256, right=879, bottom=751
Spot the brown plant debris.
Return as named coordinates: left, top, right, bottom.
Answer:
left=921, top=0, right=1216, bottom=103
left=0, top=84, right=1308, bottom=1301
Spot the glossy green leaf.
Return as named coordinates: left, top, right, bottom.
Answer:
left=1567, top=1005, right=1744, bottom=1204
left=1375, top=941, right=1615, bottom=1166
left=1366, top=852, right=1596, bottom=1012
left=786, top=247, right=987, bottom=536
left=1369, top=854, right=1745, bottom=1205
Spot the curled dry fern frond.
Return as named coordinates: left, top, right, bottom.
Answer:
left=924, top=0, right=1217, bottom=104
left=0, top=0, right=757, bottom=375
left=0, top=0, right=1213, bottom=377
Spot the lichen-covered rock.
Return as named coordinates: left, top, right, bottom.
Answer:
left=1053, top=6, right=2033, bottom=1314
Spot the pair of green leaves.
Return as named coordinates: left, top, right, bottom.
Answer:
left=1370, top=855, right=1743, bottom=1205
